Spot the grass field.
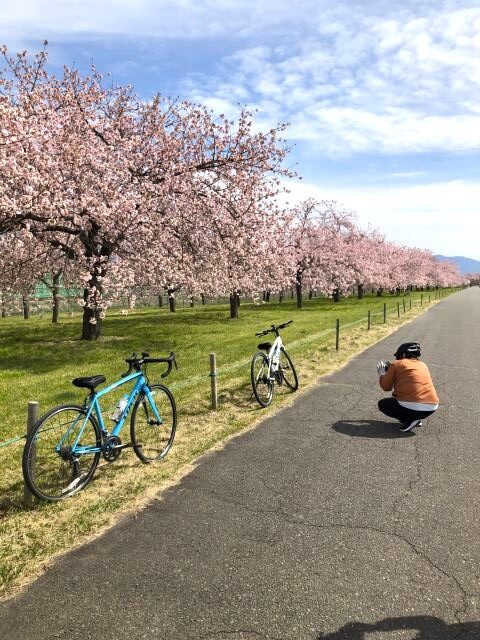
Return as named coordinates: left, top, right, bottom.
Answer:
left=0, top=288, right=455, bottom=599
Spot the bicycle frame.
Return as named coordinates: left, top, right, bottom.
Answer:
left=58, top=371, right=162, bottom=456
left=266, top=335, right=284, bottom=379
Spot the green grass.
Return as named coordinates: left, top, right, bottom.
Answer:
left=0, top=288, right=453, bottom=598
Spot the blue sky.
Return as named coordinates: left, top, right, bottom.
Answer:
left=2, top=0, right=480, bottom=259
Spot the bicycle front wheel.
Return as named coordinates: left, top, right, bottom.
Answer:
left=22, top=405, right=102, bottom=502
left=130, top=384, right=177, bottom=463
left=279, top=347, right=299, bottom=391
left=251, top=352, right=274, bottom=407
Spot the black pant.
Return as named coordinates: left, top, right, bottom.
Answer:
left=378, top=397, right=436, bottom=424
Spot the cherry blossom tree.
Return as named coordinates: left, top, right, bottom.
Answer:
left=284, top=199, right=361, bottom=307
left=465, top=272, right=480, bottom=285
left=0, top=229, right=45, bottom=318
left=0, top=45, right=466, bottom=334
left=0, top=45, right=292, bottom=337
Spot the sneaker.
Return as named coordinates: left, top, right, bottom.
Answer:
left=400, top=419, right=423, bottom=432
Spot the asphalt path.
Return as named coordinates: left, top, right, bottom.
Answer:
left=1, top=287, right=479, bottom=640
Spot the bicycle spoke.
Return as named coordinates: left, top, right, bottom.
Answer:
left=22, top=406, right=101, bottom=502
left=131, top=385, right=177, bottom=462
left=251, top=352, right=274, bottom=407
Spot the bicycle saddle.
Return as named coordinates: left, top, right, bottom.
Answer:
left=72, top=375, right=106, bottom=391
left=257, top=342, right=272, bottom=351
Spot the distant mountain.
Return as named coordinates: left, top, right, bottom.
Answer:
left=435, top=255, right=480, bottom=274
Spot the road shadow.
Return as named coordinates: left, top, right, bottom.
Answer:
left=332, top=420, right=415, bottom=439
left=317, top=615, right=480, bottom=639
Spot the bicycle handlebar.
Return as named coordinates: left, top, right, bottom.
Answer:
left=122, top=351, right=177, bottom=378
left=255, top=320, right=293, bottom=336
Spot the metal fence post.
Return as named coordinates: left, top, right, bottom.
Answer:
left=24, top=401, right=39, bottom=507
left=367, top=309, right=371, bottom=330
left=335, top=319, right=340, bottom=351
left=383, top=303, right=386, bottom=324
left=421, top=294, right=423, bottom=306
left=209, top=353, right=218, bottom=410
left=403, top=298, right=406, bottom=313
left=397, top=302, right=400, bottom=318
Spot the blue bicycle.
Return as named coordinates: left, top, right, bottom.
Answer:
left=22, top=352, right=177, bottom=502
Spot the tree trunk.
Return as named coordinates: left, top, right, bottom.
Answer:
left=168, top=290, right=176, bottom=313
left=265, top=290, right=270, bottom=302
left=158, top=294, right=163, bottom=308
left=357, top=283, right=364, bottom=300
left=332, top=288, right=340, bottom=303
left=201, top=293, right=206, bottom=305
left=81, top=262, right=106, bottom=340
left=308, top=290, right=313, bottom=299
left=296, top=272, right=303, bottom=309
left=279, top=290, right=284, bottom=303
left=52, top=271, right=61, bottom=323
left=190, top=297, right=194, bottom=308
left=22, top=296, right=30, bottom=320
left=376, top=288, right=383, bottom=297
left=81, top=289, right=102, bottom=340
left=229, top=292, right=239, bottom=318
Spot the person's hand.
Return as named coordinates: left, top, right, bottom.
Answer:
left=376, top=360, right=390, bottom=376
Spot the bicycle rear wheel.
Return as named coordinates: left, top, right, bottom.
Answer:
left=22, top=405, right=101, bottom=502
left=279, top=347, right=299, bottom=391
left=130, top=384, right=177, bottom=463
left=251, top=351, right=274, bottom=407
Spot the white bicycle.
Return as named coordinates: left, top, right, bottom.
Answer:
left=250, top=320, right=299, bottom=407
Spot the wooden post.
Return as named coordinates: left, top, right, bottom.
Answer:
left=367, top=309, right=371, bottom=330
left=428, top=294, right=431, bottom=303
left=24, top=401, right=39, bottom=507
left=209, top=353, right=218, bottom=410
left=335, top=319, right=340, bottom=351
left=383, top=303, right=387, bottom=324
left=397, top=302, right=400, bottom=318
left=403, top=298, right=406, bottom=313
left=421, top=294, right=423, bottom=306
left=409, top=297, right=412, bottom=310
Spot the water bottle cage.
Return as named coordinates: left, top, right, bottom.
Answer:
left=111, top=397, right=128, bottom=422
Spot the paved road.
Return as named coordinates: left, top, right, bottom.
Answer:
left=1, top=288, right=479, bottom=640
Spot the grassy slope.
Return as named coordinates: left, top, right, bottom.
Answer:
left=0, top=289, right=451, bottom=598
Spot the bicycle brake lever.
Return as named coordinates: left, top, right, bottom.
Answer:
left=161, top=352, right=176, bottom=378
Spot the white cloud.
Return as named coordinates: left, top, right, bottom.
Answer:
left=288, top=109, right=480, bottom=155
left=0, top=0, right=333, bottom=40
left=279, top=178, right=480, bottom=259
left=388, top=171, right=429, bottom=179
left=174, top=3, right=480, bottom=156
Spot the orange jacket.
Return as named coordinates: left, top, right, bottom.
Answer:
left=379, top=358, right=439, bottom=404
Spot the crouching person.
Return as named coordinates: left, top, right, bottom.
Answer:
left=377, top=342, right=439, bottom=432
